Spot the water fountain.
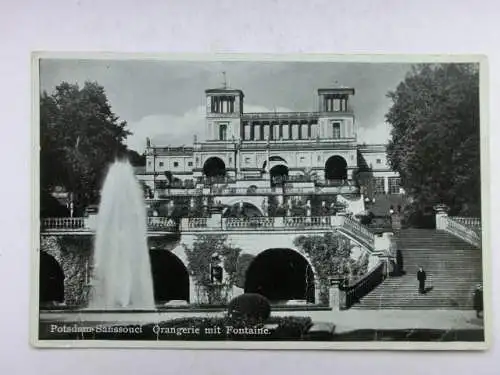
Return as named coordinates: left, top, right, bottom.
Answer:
left=87, top=160, right=155, bottom=310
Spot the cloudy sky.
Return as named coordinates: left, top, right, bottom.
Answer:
left=40, top=59, right=413, bottom=152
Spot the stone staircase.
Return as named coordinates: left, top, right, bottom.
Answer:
left=351, top=228, right=483, bottom=310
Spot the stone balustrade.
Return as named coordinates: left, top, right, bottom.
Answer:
left=224, top=217, right=275, bottom=229
left=434, top=205, right=481, bottom=248
left=179, top=216, right=342, bottom=232
left=147, top=217, right=177, bottom=231
left=442, top=216, right=481, bottom=248
left=156, top=184, right=358, bottom=197
left=184, top=217, right=209, bottom=229
left=41, top=213, right=383, bottom=261
left=42, top=215, right=378, bottom=252
left=282, top=216, right=333, bottom=228
left=41, top=217, right=86, bottom=231
left=155, top=188, right=202, bottom=196
left=213, top=187, right=275, bottom=195
left=452, top=217, right=482, bottom=232
left=41, top=216, right=178, bottom=233
left=339, top=215, right=376, bottom=250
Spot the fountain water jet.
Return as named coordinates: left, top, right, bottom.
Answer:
left=88, top=160, right=155, bottom=310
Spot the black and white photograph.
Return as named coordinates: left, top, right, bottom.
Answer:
left=32, top=54, right=488, bottom=349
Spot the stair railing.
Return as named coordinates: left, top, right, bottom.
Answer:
left=442, top=216, right=481, bottom=248
left=338, top=215, right=376, bottom=252
left=341, top=261, right=385, bottom=309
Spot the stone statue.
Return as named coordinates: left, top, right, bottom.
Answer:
left=261, top=197, right=268, bottom=215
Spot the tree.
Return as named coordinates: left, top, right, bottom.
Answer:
left=234, top=253, right=256, bottom=289
left=293, top=232, right=353, bottom=304
left=40, top=81, right=131, bottom=213
left=386, top=64, right=480, bottom=218
left=139, top=181, right=153, bottom=199
left=164, top=171, right=173, bottom=184
left=127, top=149, right=146, bottom=166
left=353, top=151, right=374, bottom=197
left=183, top=234, right=242, bottom=304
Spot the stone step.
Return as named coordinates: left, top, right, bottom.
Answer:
left=362, top=289, right=480, bottom=296
left=398, top=247, right=478, bottom=251
left=365, top=287, right=481, bottom=294
left=371, top=283, right=481, bottom=287
left=351, top=227, right=482, bottom=310
left=351, top=306, right=473, bottom=310
left=353, top=296, right=476, bottom=302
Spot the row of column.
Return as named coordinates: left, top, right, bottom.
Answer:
left=242, top=122, right=317, bottom=141
left=211, top=96, right=236, bottom=114
left=322, top=97, right=349, bottom=112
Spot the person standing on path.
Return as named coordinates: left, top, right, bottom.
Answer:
left=417, top=267, right=427, bottom=294
left=473, top=284, right=483, bottom=318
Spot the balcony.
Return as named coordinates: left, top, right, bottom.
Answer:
left=180, top=216, right=339, bottom=231
left=179, top=215, right=375, bottom=249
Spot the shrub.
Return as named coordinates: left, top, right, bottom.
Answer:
left=359, top=214, right=373, bottom=225
left=403, top=203, right=436, bottom=228
left=227, top=293, right=271, bottom=325
left=234, top=254, right=255, bottom=289
left=40, top=190, right=70, bottom=218
left=271, top=316, right=313, bottom=340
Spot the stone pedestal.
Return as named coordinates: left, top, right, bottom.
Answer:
left=207, top=213, right=222, bottom=229
left=374, top=232, right=394, bottom=254
left=314, top=280, right=322, bottom=305
left=85, top=213, right=98, bottom=231
left=434, top=204, right=450, bottom=230
left=329, top=278, right=344, bottom=311
left=378, top=255, right=395, bottom=277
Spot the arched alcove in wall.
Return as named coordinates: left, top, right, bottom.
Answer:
left=244, top=248, right=315, bottom=303
left=149, top=250, right=190, bottom=303
left=203, top=157, right=226, bottom=178
left=325, top=155, right=348, bottom=181
left=39, top=251, right=65, bottom=304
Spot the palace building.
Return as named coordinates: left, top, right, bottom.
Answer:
left=136, top=86, right=402, bottom=200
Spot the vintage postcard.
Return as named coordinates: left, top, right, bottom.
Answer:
left=31, top=53, right=490, bottom=350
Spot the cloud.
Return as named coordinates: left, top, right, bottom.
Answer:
left=125, top=106, right=205, bottom=152
left=357, top=122, right=392, bottom=144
